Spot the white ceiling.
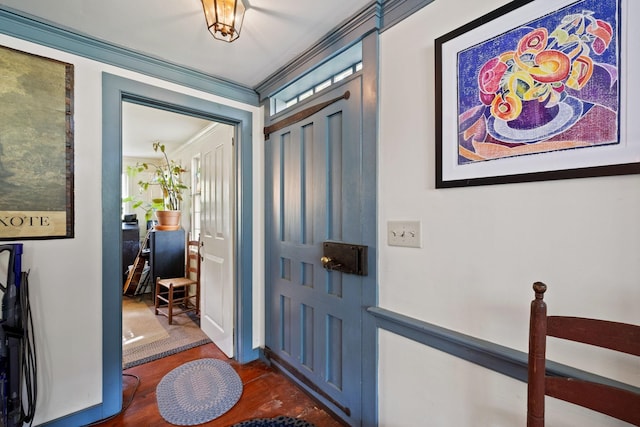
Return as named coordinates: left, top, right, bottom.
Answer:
left=0, top=0, right=372, bottom=157
left=121, top=103, right=216, bottom=159
left=0, top=0, right=372, bottom=88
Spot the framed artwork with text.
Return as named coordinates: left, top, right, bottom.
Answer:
left=0, top=45, right=74, bottom=240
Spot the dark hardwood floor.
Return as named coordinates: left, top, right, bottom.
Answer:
left=91, top=343, right=345, bottom=427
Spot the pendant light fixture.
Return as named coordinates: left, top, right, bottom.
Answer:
left=200, top=0, right=246, bottom=43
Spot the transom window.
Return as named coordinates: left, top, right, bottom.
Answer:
left=271, top=42, right=362, bottom=115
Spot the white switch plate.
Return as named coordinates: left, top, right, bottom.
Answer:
left=387, top=220, right=421, bottom=248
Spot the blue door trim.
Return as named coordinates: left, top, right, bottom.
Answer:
left=104, top=73, right=257, bottom=420
left=359, top=33, right=379, bottom=427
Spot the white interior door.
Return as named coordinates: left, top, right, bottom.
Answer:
left=200, top=124, right=235, bottom=357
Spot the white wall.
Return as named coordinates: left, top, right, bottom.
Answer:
left=3, top=1, right=638, bottom=424
left=378, top=0, right=639, bottom=426
left=379, top=330, right=633, bottom=427
left=0, top=34, right=263, bottom=425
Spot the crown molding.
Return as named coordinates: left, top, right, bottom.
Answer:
left=255, top=1, right=383, bottom=100
left=254, top=0, right=440, bottom=100
left=381, top=0, right=437, bottom=32
left=0, top=6, right=259, bottom=106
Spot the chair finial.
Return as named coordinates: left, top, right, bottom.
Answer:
left=533, top=281, right=547, bottom=299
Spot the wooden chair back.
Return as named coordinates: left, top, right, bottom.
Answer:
left=186, top=239, right=200, bottom=281
left=154, top=238, right=201, bottom=324
left=527, top=282, right=640, bottom=426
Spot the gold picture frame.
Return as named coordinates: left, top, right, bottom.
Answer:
left=0, top=45, right=74, bottom=240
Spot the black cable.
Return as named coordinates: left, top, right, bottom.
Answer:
left=10, top=268, right=140, bottom=426
left=20, top=271, right=37, bottom=426
left=82, top=373, right=140, bottom=426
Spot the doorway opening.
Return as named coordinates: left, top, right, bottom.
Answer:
left=102, top=73, right=257, bottom=417
left=120, top=101, right=231, bottom=368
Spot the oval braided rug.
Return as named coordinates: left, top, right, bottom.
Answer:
left=156, top=358, right=243, bottom=425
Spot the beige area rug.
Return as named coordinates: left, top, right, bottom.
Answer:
left=122, top=296, right=211, bottom=369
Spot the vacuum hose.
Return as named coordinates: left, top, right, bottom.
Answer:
left=0, top=245, right=36, bottom=427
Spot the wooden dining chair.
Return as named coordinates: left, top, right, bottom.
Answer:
left=527, top=281, right=640, bottom=426
left=154, top=239, right=200, bottom=325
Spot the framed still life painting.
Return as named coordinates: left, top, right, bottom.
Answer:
left=0, top=45, right=74, bottom=240
left=435, top=0, right=640, bottom=187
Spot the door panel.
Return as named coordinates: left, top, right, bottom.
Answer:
left=266, top=78, right=364, bottom=425
left=200, top=125, right=234, bottom=357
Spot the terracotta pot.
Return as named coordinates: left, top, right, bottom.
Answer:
left=155, top=210, right=181, bottom=231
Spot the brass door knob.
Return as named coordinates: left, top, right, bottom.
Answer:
left=320, top=256, right=332, bottom=266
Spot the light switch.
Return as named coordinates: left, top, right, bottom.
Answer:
left=387, top=220, right=421, bottom=248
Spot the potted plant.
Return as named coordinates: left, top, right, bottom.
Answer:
left=129, top=141, right=188, bottom=230
left=122, top=194, right=164, bottom=224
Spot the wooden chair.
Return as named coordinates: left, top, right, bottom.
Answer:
left=527, top=281, right=640, bottom=426
left=154, top=239, right=200, bottom=325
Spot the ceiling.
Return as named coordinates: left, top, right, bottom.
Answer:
left=0, top=0, right=372, bottom=157
left=121, top=102, right=216, bottom=158
left=0, top=0, right=372, bottom=88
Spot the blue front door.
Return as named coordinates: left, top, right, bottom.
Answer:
left=265, top=76, right=369, bottom=425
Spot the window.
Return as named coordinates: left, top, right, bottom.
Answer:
left=298, top=89, right=314, bottom=101
left=285, top=98, right=298, bottom=109
left=272, top=61, right=362, bottom=115
left=333, top=67, right=353, bottom=83
left=270, top=42, right=363, bottom=115
left=191, top=155, right=201, bottom=240
left=121, top=171, right=129, bottom=217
